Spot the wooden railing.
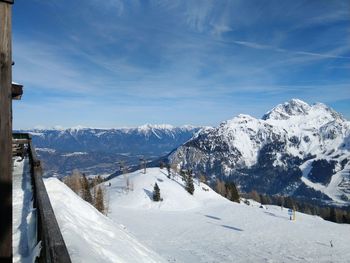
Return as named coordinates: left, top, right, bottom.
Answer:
left=13, top=133, right=72, bottom=263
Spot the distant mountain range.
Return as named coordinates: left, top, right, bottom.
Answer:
left=18, top=125, right=201, bottom=177
left=20, top=99, right=350, bottom=206
left=169, top=99, right=350, bottom=206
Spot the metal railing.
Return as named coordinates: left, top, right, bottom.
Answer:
left=13, top=133, right=71, bottom=263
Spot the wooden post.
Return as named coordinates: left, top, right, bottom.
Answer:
left=0, top=0, right=13, bottom=261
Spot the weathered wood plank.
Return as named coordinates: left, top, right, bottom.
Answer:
left=12, top=138, right=29, bottom=144
left=0, top=2, right=12, bottom=260
left=28, top=140, right=72, bottom=263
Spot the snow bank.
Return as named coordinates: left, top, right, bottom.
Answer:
left=44, top=178, right=166, bottom=263
left=13, top=157, right=40, bottom=263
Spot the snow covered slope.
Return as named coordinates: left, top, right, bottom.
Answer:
left=44, top=178, right=166, bottom=263
left=170, top=99, right=350, bottom=205
left=106, top=168, right=350, bottom=263
left=107, top=167, right=226, bottom=211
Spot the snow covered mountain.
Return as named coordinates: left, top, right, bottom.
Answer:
left=169, top=99, right=350, bottom=206
left=19, top=125, right=200, bottom=176
left=25, top=124, right=199, bottom=154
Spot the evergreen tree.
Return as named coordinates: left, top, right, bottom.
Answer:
left=276, top=195, right=284, bottom=207
left=260, top=194, right=271, bottom=205
left=81, top=174, right=92, bottom=204
left=284, top=196, right=295, bottom=209
left=225, top=182, right=240, bottom=203
left=153, top=182, right=161, bottom=201
left=186, top=174, right=195, bottom=195
left=159, top=161, right=165, bottom=169
left=320, top=207, right=330, bottom=220
left=166, top=164, right=171, bottom=179
left=180, top=169, right=186, bottom=181
left=95, top=186, right=105, bottom=214
left=329, top=207, right=342, bottom=223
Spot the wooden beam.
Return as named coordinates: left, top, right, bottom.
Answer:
left=12, top=138, right=29, bottom=144
left=0, top=1, right=13, bottom=261
left=11, top=82, right=22, bottom=100
left=28, top=140, right=71, bottom=263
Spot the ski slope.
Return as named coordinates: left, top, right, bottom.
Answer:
left=44, top=178, right=166, bottom=263
left=106, top=168, right=350, bottom=263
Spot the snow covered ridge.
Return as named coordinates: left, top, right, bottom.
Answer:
left=15, top=125, right=202, bottom=177
left=17, top=125, right=202, bottom=153
left=22, top=123, right=202, bottom=134
left=170, top=99, right=350, bottom=206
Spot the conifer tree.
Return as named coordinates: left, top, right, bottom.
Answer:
left=284, top=196, right=295, bottom=209
left=225, top=182, right=240, bottom=203
left=159, top=161, right=165, bottom=169
left=186, top=174, right=195, bottom=195
left=153, top=182, right=161, bottom=201
left=95, top=186, right=105, bottom=214
left=260, top=194, right=268, bottom=205
left=81, top=174, right=93, bottom=204
left=166, top=164, right=171, bottom=179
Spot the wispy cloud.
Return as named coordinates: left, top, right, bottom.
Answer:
left=12, top=0, right=350, bottom=128
left=232, top=40, right=350, bottom=59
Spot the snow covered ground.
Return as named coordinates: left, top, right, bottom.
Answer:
left=106, top=168, right=350, bottom=263
left=12, top=157, right=40, bottom=263
left=44, top=177, right=166, bottom=263
left=43, top=167, right=350, bottom=262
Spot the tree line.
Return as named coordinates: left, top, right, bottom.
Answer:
left=153, top=165, right=196, bottom=202
left=63, top=170, right=107, bottom=214
left=243, top=190, right=350, bottom=224
left=159, top=162, right=240, bottom=203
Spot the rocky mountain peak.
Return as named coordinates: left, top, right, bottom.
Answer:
left=262, top=99, right=311, bottom=120
left=170, top=99, right=350, bottom=206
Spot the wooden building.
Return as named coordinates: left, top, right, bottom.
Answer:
left=0, top=0, right=16, bottom=261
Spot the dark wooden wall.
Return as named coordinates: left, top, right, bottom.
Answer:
left=0, top=1, right=13, bottom=261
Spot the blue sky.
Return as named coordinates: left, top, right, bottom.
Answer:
left=12, top=0, right=350, bottom=129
